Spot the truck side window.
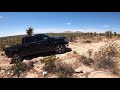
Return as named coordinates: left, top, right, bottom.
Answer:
left=24, top=36, right=35, bottom=43
left=35, top=35, right=48, bottom=41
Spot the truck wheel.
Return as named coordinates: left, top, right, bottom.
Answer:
left=55, top=44, right=65, bottom=54
left=11, top=53, right=22, bottom=64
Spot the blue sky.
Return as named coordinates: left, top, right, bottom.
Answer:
left=0, top=12, right=120, bottom=37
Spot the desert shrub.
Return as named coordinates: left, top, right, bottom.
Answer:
left=105, top=31, right=113, bottom=38
left=87, top=49, right=93, bottom=59
left=0, top=44, right=6, bottom=51
left=0, top=36, right=21, bottom=51
left=79, top=49, right=93, bottom=66
left=55, top=62, right=74, bottom=78
left=73, top=51, right=78, bottom=55
left=6, top=61, right=34, bottom=77
left=93, top=42, right=120, bottom=75
left=83, top=40, right=92, bottom=43
left=41, top=55, right=74, bottom=78
left=95, top=36, right=103, bottom=42
left=79, top=55, right=93, bottom=66
left=41, top=55, right=60, bottom=73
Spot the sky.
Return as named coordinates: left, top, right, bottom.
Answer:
left=0, top=12, right=120, bottom=37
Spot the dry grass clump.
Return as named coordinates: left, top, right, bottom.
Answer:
left=79, top=49, right=93, bottom=66
left=93, top=42, right=120, bottom=75
left=83, top=40, right=92, bottom=43
left=73, top=51, right=78, bottom=54
left=93, top=36, right=103, bottom=42
left=5, top=61, right=34, bottom=77
left=0, top=44, right=6, bottom=51
left=64, top=51, right=79, bottom=60
left=79, top=55, right=93, bottom=66
left=41, top=55, right=75, bottom=78
left=55, top=61, right=74, bottom=78
left=41, top=55, right=60, bottom=73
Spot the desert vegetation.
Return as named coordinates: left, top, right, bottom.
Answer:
left=41, top=55, right=74, bottom=78
left=1, top=29, right=120, bottom=78
left=0, top=30, right=119, bottom=51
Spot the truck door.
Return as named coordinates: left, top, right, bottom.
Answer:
left=20, top=36, right=37, bottom=56
left=34, top=35, right=51, bottom=53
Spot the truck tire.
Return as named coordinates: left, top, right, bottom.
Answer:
left=55, top=44, right=65, bottom=54
left=11, top=53, right=23, bottom=64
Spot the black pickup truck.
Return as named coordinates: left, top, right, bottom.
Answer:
left=5, top=34, right=69, bottom=63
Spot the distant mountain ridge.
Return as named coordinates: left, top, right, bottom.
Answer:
left=0, top=31, right=83, bottom=39
left=63, top=30, right=73, bottom=33
left=63, top=30, right=82, bottom=33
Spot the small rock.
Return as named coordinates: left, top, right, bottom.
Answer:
left=75, top=70, right=83, bottom=73
left=75, top=68, right=83, bottom=73
left=0, top=70, right=5, bottom=74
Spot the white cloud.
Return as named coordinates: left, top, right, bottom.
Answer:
left=104, top=25, right=111, bottom=28
left=0, top=16, right=4, bottom=19
left=66, top=22, right=71, bottom=25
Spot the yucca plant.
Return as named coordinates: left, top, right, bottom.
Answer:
left=26, top=27, right=33, bottom=36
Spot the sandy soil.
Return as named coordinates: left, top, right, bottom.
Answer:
left=0, top=39, right=120, bottom=78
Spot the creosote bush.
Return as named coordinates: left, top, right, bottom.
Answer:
left=41, top=55, right=59, bottom=73
left=6, top=61, right=34, bottom=77
left=87, top=49, right=93, bottom=59
left=79, top=55, right=93, bottom=66
left=55, top=62, right=74, bottom=78
left=83, top=40, right=92, bottom=43
left=93, top=42, right=120, bottom=75
left=41, top=55, right=74, bottom=78
left=73, top=51, right=78, bottom=55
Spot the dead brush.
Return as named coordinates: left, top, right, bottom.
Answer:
left=41, top=55, right=75, bottom=78
left=55, top=61, right=75, bottom=78
left=41, top=55, right=60, bottom=73
left=79, top=55, right=93, bottom=66
left=87, top=49, right=93, bottom=59
left=73, top=51, right=80, bottom=58
left=93, top=42, right=120, bottom=75
left=79, top=49, right=93, bottom=66
left=5, top=61, right=34, bottom=78
left=83, top=40, right=92, bottom=43
left=73, top=51, right=78, bottom=55
left=95, top=36, right=103, bottom=42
